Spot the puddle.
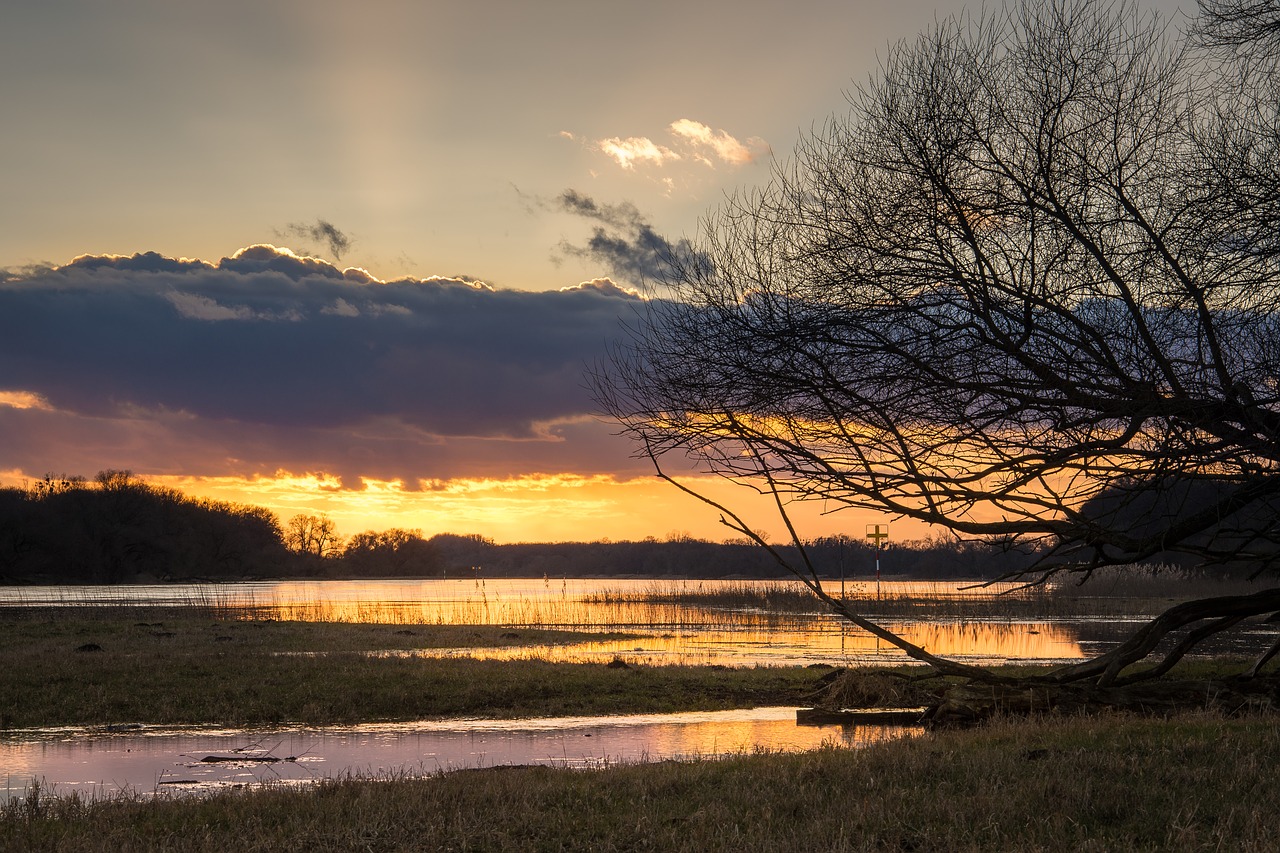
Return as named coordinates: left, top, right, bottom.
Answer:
left=0, top=708, right=917, bottom=801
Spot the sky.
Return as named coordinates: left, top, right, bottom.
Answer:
left=0, top=0, right=1192, bottom=544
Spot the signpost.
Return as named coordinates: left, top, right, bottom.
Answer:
left=866, top=523, right=889, bottom=597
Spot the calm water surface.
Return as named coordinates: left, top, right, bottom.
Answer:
left=0, top=578, right=1138, bottom=666
left=1, top=709, right=917, bottom=802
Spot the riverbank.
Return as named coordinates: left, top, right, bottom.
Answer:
left=5, top=711, right=1279, bottom=852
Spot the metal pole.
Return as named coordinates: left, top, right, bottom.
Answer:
left=866, top=523, right=888, bottom=600
left=839, top=538, right=845, bottom=601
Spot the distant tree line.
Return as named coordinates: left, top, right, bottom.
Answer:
left=0, top=471, right=290, bottom=583
left=422, top=532, right=1038, bottom=581
left=0, top=470, right=1050, bottom=584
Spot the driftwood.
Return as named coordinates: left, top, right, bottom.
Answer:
left=796, top=707, right=926, bottom=726
left=199, top=754, right=286, bottom=764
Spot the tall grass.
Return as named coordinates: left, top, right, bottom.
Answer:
left=585, top=579, right=823, bottom=613
left=584, top=570, right=1278, bottom=619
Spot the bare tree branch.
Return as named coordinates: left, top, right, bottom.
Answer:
left=594, top=0, right=1280, bottom=688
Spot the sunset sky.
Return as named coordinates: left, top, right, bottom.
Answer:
left=0, top=0, right=1191, bottom=544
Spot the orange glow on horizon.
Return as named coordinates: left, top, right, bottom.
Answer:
left=0, top=467, right=932, bottom=545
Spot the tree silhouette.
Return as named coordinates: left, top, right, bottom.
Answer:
left=343, top=528, right=440, bottom=576
left=0, top=472, right=288, bottom=582
left=598, top=0, right=1280, bottom=686
left=284, top=513, right=344, bottom=559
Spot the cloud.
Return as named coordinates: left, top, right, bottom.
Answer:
left=218, top=244, right=361, bottom=281
left=560, top=277, right=642, bottom=299
left=165, top=292, right=261, bottom=322
left=597, top=136, right=680, bottom=170
left=554, top=190, right=712, bottom=285
left=0, top=244, right=649, bottom=485
left=567, top=119, right=768, bottom=173
left=63, top=251, right=212, bottom=274
left=0, top=390, right=52, bottom=411
left=668, top=119, right=769, bottom=166
left=277, top=219, right=353, bottom=260
left=320, top=298, right=361, bottom=317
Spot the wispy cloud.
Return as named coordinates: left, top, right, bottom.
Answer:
left=565, top=119, right=768, bottom=173
left=554, top=190, right=711, bottom=285
left=277, top=218, right=353, bottom=261
left=0, top=390, right=52, bottom=411
left=668, top=119, right=769, bottom=166
left=598, top=136, right=681, bottom=170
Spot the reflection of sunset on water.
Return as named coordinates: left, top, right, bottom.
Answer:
left=240, top=579, right=1088, bottom=666
left=408, top=618, right=1083, bottom=668
left=1, top=711, right=918, bottom=802
left=892, top=621, right=1083, bottom=662
left=0, top=579, right=1091, bottom=667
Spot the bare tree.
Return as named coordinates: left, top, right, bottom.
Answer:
left=343, top=528, right=439, bottom=575
left=284, top=513, right=343, bottom=559
left=1197, top=0, right=1280, bottom=58
left=598, top=0, right=1280, bottom=690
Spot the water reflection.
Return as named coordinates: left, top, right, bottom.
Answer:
left=0, top=578, right=1027, bottom=625
left=5, top=578, right=1273, bottom=667
left=392, top=619, right=1087, bottom=667
left=0, top=709, right=916, bottom=801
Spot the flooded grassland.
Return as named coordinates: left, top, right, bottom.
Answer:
left=3, top=575, right=1278, bottom=810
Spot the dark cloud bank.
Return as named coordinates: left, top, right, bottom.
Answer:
left=0, top=245, right=646, bottom=484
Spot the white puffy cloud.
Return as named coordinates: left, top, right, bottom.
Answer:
left=668, top=119, right=769, bottom=166
left=569, top=119, right=769, bottom=173
left=597, top=136, right=681, bottom=170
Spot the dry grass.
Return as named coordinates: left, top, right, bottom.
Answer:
left=0, top=610, right=819, bottom=728
left=584, top=580, right=824, bottom=613
left=585, top=571, right=1278, bottom=620
left=809, top=666, right=938, bottom=709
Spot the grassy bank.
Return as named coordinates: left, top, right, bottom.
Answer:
left=0, top=610, right=820, bottom=728
left=5, top=712, right=1279, bottom=852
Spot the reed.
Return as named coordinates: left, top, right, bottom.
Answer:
left=584, top=572, right=1278, bottom=619
left=585, top=579, right=824, bottom=613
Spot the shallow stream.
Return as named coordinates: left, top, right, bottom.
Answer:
left=1, top=708, right=916, bottom=801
